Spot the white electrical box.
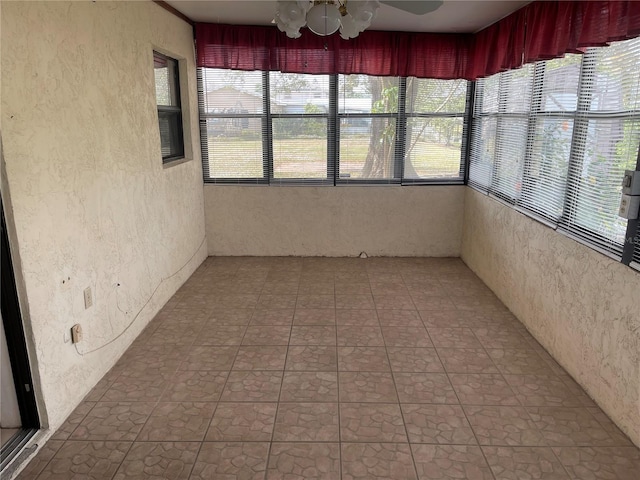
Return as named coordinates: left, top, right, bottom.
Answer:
left=622, top=170, right=640, bottom=195
left=619, top=194, right=640, bottom=219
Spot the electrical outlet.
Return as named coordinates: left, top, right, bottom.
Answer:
left=84, top=286, right=93, bottom=309
left=71, top=324, right=83, bottom=343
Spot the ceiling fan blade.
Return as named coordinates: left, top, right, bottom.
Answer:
left=380, top=1, right=444, bottom=16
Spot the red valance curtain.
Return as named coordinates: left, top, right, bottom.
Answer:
left=196, top=1, right=640, bottom=80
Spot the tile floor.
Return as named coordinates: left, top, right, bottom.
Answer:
left=16, top=257, right=640, bottom=479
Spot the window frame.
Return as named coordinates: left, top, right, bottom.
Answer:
left=469, top=38, right=640, bottom=270
left=154, top=51, right=185, bottom=164
left=198, top=69, right=469, bottom=186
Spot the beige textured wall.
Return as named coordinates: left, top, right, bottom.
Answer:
left=461, top=188, right=640, bottom=446
left=205, top=185, right=465, bottom=257
left=1, top=0, right=206, bottom=431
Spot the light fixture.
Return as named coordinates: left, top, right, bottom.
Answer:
left=274, top=1, right=380, bottom=40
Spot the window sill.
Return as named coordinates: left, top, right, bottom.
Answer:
left=163, top=157, right=191, bottom=169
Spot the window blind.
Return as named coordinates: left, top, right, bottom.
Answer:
left=469, top=37, right=640, bottom=265
left=558, top=38, right=640, bottom=255
left=199, top=69, right=468, bottom=185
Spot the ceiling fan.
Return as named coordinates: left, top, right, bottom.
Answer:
left=275, top=1, right=444, bottom=39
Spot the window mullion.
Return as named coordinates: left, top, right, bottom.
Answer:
left=559, top=51, right=596, bottom=228
left=519, top=62, right=546, bottom=208
left=329, top=75, right=338, bottom=185
left=462, top=80, right=476, bottom=182
left=395, top=77, right=407, bottom=181
left=263, top=71, right=273, bottom=184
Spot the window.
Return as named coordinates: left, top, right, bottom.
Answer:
left=469, top=37, right=640, bottom=262
left=154, top=51, right=184, bottom=163
left=198, top=69, right=469, bottom=185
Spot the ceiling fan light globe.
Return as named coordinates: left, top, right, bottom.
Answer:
left=339, top=13, right=360, bottom=39
left=306, top=3, right=341, bottom=36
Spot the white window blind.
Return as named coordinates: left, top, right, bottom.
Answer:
left=559, top=39, right=640, bottom=255
left=469, top=37, right=640, bottom=262
left=199, top=69, right=468, bottom=185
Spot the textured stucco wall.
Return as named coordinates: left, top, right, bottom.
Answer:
left=1, top=0, right=206, bottom=431
left=461, top=188, right=640, bottom=447
left=205, top=185, right=465, bottom=257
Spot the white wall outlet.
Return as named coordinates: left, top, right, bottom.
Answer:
left=619, top=194, right=640, bottom=219
left=83, top=286, right=93, bottom=309
left=71, top=324, right=83, bottom=343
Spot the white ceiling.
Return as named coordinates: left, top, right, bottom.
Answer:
left=166, top=0, right=531, bottom=34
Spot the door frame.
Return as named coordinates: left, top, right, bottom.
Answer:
left=1, top=199, right=39, bottom=430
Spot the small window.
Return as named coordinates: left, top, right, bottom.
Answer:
left=154, top=51, right=184, bottom=163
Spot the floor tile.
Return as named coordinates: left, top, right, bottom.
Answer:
left=387, top=347, right=444, bottom=373
left=374, top=294, right=416, bottom=310
left=337, top=326, right=385, bottom=346
left=377, top=310, right=424, bottom=327
left=586, top=407, right=634, bottom=446
left=504, top=375, right=593, bottom=407
left=285, top=345, right=338, bottom=371
left=70, top=402, right=155, bottom=441
left=293, top=309, right=336, bottom=325
left=339, top=372, right=398, bottom=403
left=206, top=403, right=277, bottom=441
left=221, top=371, right=283, bottom=402
left=334, top=283, right=371, bottom=295
left=51, top=402, right=95, bottom=441
left=161, top=371, right=227, bottom=402
left=450, top=373, right=520, bottom=406
left=552, top=446, right=640, bottom=480
left=401, top=404, right=476, bottom=444
left=437, top=348, right=499, bottom=374
left=382, top=326, right=433, bottom=348
left=242, top=326, right=291, bottom=346
left=411, top=295, right=456, bottom=311
left=297, top=294, right=335, bottom=309
left=473, top=327, right=530, bottom=349
left=113, top=442, right=199, bottom=480
left=257, top=294, right=298, bottom=309
left=16, top=440, right=64, bottom=480
left=412, top=444, right=493, bottom=480
left=23, top=257, right=640, bottom=480
left=179, top=345, right=238, bottom=371
left=526, top=407, right=628, bottom=447
left=280, top=371, right=338, bottom=402
left=335, top=309, right=379, bottom=326
left=298, top=282, right=335, bottom=295
left=194, top=325, right=246, bottom=345
left=341, top=443, right=417, bottom=480
left=338, top=346, right=391, bottom=371
left=487, top=348, right=556, bottom=375
left=335, top=294, right=376, bottom=309
left=428, top=327, right=483, bottom=348
left=340, top=403, right=407, bottom=442
left=207, top=309, right=253, bottom=325
left=464, top=405, right=546, bottom=446
left=101, top=373, right=169, bottom=403
left=482, top=446, right=570, bottom=480
left=190, top=442, right=270, bottom=479
left=233, top=346, right=288, bottom=370
left=37, top=441, right=130, bottom=480
left=137, top=402, right=216, bottom=441
left=273, top=403, right=339, bottom=442
left=266, top=442, right=341, bottom=480
left=250, top=308, right=295, bottom=326
left=394, top=373, right=457, bottom=404
left=290, top=326, right=337, bottom=346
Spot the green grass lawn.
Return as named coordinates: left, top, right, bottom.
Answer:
left=208, top=137, right=461, bottom=179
